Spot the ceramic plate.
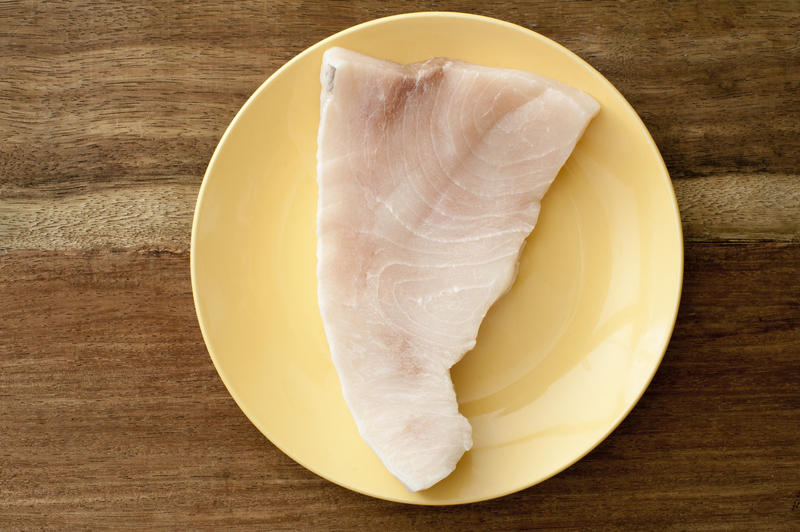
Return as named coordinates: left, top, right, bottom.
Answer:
left=191, top=12, right=683, bottom=504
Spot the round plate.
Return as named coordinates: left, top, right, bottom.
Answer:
left=191, top=12, right=683, bottom=504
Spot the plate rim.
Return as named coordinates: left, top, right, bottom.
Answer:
left=190, top=11, right=684, bottom=505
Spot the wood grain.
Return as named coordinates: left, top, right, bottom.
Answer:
left=3, top=174, right=799, bottom=251
left=1, top=0, right=798, bottom=529
left=2, top=0, right=798, bottom=248
left=0, top=184, right=195, bottom=251
left=674, top=173, right=800, bottom=242
left=1, top=244, right=798, bottom=529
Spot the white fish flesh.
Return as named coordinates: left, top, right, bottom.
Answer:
left=316, top=47, right=599, bottom=492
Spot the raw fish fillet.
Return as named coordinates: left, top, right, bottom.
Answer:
left=316, top=47, right=599, bottom=492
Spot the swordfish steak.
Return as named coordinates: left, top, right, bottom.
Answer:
left=316, top=47, right=599, bottom=492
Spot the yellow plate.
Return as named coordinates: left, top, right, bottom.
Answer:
left=191, top=12, right=683, bottom=504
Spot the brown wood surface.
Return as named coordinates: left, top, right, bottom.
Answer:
left=1, top=1, right=798, bottom=529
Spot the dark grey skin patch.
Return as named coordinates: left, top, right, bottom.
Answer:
left=324, top=65, right=336, bottom=93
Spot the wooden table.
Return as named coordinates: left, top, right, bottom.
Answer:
left=2, top=1, right=798, bottom=529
